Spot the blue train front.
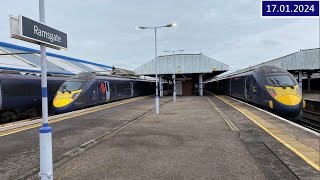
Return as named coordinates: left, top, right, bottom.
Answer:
left=264, top=83, right=304, bottom=117
left=53, top=73, right=94, bottom=113
left=255, top=66, right=305, bottom=117
left=206, top=66, right=305, bottom=118
left=53, top=73, right=154, bottom=114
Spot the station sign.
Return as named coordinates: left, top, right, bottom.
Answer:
left=10, top=15, right=67, bottom=50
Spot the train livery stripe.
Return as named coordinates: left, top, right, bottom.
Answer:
left=215, top=94, right=320, bottom=171
left=39, top=123, right=52, bottom=133
left=41, top=87, right=47, bottom=97
left=0, top=96, right=149, bottom=137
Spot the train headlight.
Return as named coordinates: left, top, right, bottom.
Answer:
left=269, top=101, right=274, bottom=109
left=71, top=92, right=80, bottom=100
left=267, top=88, right=277, bottom=97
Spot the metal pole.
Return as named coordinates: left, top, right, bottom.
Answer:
left=307, top=73, right=311, bottom=92
left=173, top=74, right=176, bottom=102
left=38, top=0, right=53, bottom=179
left=160, top=75, right=163, bottom=97
left=154, top=28, right=159, bottom=114
left=298, top=71, right=303, bottom=89
left=167, top=79, right=170, bottom=96
left=199, top=74, right=203, bottom=96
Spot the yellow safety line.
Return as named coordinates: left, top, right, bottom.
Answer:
left=0, top=119, right=32, bottom=128
left=215, top=95, right=320, bottom=171
left=0, top=96, right=149, bottom=137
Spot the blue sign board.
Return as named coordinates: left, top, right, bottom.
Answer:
left=262, top=1, right=320, bottom=17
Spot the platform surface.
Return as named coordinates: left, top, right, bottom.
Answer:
left=0, top=96, right=171, bottom=179
left=53, top=96, right=318, bottom=180
left=1, top=96, right=319, bottom=180
left=303, top=91, right=320, bottom=101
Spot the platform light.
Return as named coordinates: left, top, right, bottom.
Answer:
left=135, top=22, right=177, bottom=114
left=136, top=26, right=146, bottom=30
left=165, top=23, right=177, bottom=27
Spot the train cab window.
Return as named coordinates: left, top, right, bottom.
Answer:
left=266, top=75, right=296, bottom=87
left=59, top=81, right=85, bottom=92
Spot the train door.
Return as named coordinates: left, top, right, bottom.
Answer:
left=245, top=77, right=251, bottom=100
left=245, top=76, right=254, bottom=101
left=91, top=81, right=100, bottom=104
left=105, top=81, right=110, bottom=101
left=244, top=77, right=248, bottom=99
left=250, top=78, right=257, bottom=101
left=130, top=82, right=134, bottom=97
left=0, top=80, right=2, bottom=110
left=229, top=79, right=232, bottom=94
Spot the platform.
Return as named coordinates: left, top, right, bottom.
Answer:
left=52, top=96, right=318, bottom=179
left=303, top=91, right=320, bottom=102
left=0, top=95, right=319, bottom=180
left=0, top=96, right=171, bottom=179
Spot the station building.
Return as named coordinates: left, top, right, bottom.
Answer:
left=134, top=54, right=228, bottom=96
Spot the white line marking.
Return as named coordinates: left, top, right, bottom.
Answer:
left=208, top=91, right=320, bottom=137
left=226, top=96, right=319, bottom=137
left=206, top=96, right=239, bottom=132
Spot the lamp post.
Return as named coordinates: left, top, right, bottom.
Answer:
left=136, top=23, right=176, bottom=114
left=38, top=1, right=53, bottom=179
left=163, top=49, right=184, bottom=55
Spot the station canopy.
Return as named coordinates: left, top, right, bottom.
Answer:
left=134, top=54, right=229, bottom=80
left=212, top=48, right=320, bottom=82
left=0, top=41, right=113, bottom=75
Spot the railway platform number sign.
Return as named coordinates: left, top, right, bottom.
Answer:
left=10, top=15, right=67, bottom=50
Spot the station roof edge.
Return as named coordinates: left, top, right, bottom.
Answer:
left=0, top=41, right=112, bottom=69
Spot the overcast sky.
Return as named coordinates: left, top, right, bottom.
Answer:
left=1, top=0, right=319, bottom=72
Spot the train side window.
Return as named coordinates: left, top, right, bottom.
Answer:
left=3, top=87, right=12, bottom=96
left=111, top=83, right=117, bottom=93
left=27, top=84, right=36, bottom=96
left=3, top=83, right=16, bottom=96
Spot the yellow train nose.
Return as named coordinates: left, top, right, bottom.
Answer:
left=275, top=95, right=301, bottom=106
left=53, top=98, right=73, bottom=108
left=53, top=90, right=82, bottom=108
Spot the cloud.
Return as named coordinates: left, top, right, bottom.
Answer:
left=0, top=0, right=318, bottom=72
left=212, top=19, right=319, bottom=73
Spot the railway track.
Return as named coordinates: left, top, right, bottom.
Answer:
left=294, top=110, right=320, bottom=133
left=297, top=99, right=320, bottom=133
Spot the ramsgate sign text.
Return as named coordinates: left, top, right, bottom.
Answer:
left=21, top=15, right=67, bottom=49
left=10, top=15, right=67, bottom=49
left=33, top=25, right=62, bottom=43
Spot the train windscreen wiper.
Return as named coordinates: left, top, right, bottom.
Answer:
left=61, top=84, right=71, bottom=93
left=274, top=78, right=294, bottom=89
left=268, top=78, right=277, bottom=86
left=282, top=83, right=294, bottom=89
left=273, top=78, right=286, bottom=89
